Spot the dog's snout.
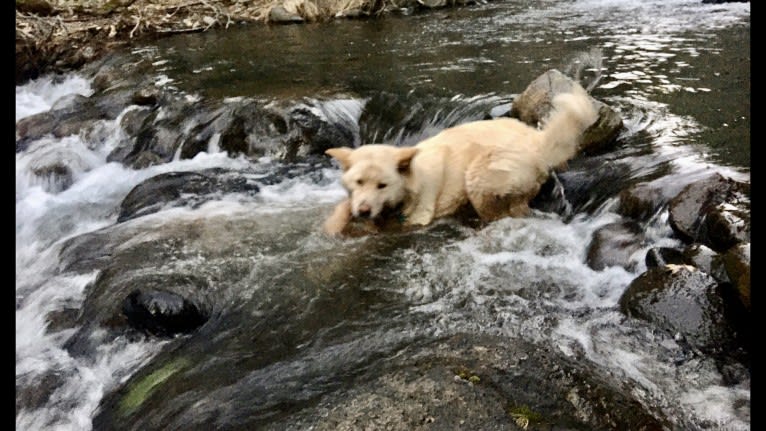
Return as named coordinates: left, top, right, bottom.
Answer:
left=358, top=203, right=372, bottom=218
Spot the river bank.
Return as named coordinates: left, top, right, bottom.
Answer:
left=16, top=0, right=474, bottom=84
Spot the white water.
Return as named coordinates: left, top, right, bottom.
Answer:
left=16, top=0, right=749, bottom=429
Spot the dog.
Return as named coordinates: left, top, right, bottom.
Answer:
left=323, top=84, right=598, bottom=236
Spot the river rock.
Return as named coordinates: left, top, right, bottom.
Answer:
left=417, top=0, right=447, bottom=8
left=16, top=370, right=68, bottom=412
left=668, top=173, right=750, bottom=252
left=586, top=221, right=645, bottom=271
left=531, top=157, right=633, bottom=217
left=716, top=243, right=750, bottom=311
left=645, top=247, right=691, bottom=269
left=117, top=170, right=261, bottom=223
left=619, top=265, right=738, bottom=356
left=122, top=289, right=208, bottom=337
left=509, top=69, right=624, bottom=154
left=283, top=103, right=358, bottom=161
left=618, top=181, right=676, bottom=221
left=268, top=5, right=304, bottom=23
left=682, top=244, right=719, bottom=276
left=93, top=332, right=666, bottom=430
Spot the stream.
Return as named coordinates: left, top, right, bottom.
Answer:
left=16, top=0, right=750, bottom=429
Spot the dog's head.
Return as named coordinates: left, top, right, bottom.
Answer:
left=326, top=145, right=418, bottom=219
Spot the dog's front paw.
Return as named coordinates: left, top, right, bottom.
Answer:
left=406, top=211, right=434, bottom=226
left=324, top=200, right=353, bottom=236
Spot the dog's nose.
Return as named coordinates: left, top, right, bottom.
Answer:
left=358, top=204, right=372, bottom=218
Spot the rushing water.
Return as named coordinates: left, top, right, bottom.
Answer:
left=16, top=0, right=749, bottom=429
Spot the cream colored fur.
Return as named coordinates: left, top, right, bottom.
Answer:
left=324, top=85, right=598, bottom=236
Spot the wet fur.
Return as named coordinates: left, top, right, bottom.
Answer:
left=324, top=85, right=598, bottom=236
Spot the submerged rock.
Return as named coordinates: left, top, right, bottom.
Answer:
left=117, top=170, right=261, bottom=223
left=586, top=221, right=645, bottom=271
left=531, top=157, right=634, bottom=216
left=509, top=69, right=624, bottom=154
left=93, top=333, right=667, bottom=430
left=668, top=173, right=750, bottom=252
left=619, top=265, right=739, bottom=356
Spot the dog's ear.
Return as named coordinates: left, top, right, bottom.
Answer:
left=397, top=147, right=418, bottom=173
left=325, top=147, right=353, bottom=171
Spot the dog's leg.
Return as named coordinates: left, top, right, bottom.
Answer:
left=465, top=155, right=541, bottom=222
left=324, top=198, right=353, bottom=235
left=404, top=189, right=437, bottom=226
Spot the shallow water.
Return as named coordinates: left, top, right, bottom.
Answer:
left=16, top=0, right=750, bottom=429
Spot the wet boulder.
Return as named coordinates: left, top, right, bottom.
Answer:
left=619, top=265, right=739, bottom=356
left=645, top=247, right=691, bottom=269
left=117, top=169, right=261, bottom=223
left=716, top=243, right=750, bottom=311
left=122, top=289, right=208, bottom=337
left=618, top=179, right=681, bottom=221
left=509, top=69, right=623, bottom=154
left=586, top=221, right=645, bottom=271
left=268, top=5, right=305, bottom=23
left=283, top=101, right=359, bottom=162
left=668, top=173, right=750, bottom=252
left=16, top=370, right=69, bottom=412
left=22, top=140, right=96, bottom=193
left=682, top=244, right=719, bottom=276
left=531, top=158, right=633, bottom=216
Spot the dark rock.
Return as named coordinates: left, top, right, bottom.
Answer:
left=668, top=173, right=750, bottom=252
left=16, top=0, right=55, bottom=16
left=509, top=69, right=624, bottom=154
left=129, top=151, right=165, bottom=169
left=531, top=158, right=634, bottom=216
left=619, top=266, right=739, bottom=356
left=268, top=5, right=304, bottom=23
left=645, top=247, right=691, bottom=269
left=284, top=103, right=357, bottom=162
left=16, top=371, right=67, bottom=412
left=64, top=270, right=213, bottom=357
left=586, top=221, right=645, bottom=271
left=121, top=107, right=155, bottom=138
left=618, top=182, right=673, bottom=221
left=31, top=163, right=74, bottom=193
left=122, top=289, right=208, bottom=337
left=717, top=243, right=750, bottom=311
left=131, top=87, right=161, bottom=106
left=682, top=244, right=719, bottom=276
left=45, top=307, right=81, bottom=333
left=108, top=109, right=158, bottom=164
left=16, top=111, right=56, bottom=143
left=93, top=333, right=667, bottom=430
left=117, top=170, right=260, bottom=223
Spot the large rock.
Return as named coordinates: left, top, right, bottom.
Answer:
left=586, top=221, right=645, bottom=271
left=717, top=243, right=750, bottom=311
left=92, top=333, right=666, bottom=430
left=509, top=69, right=623, bottom=154
left=117, top=170, right=261, bottom=223
left=619, top=265, right=740, bottom=356
left=668, top=173, right=750, bottom=252
left=618, top=177, right=688, bottom=221
left=531, top=157, right=633, bottom=217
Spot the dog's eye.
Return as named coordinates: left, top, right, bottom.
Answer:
left=377, top=183, right=387, bottom=189
left=356, top=179, right=363, bottom=185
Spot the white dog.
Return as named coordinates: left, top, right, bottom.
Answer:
left=324, top=85, right=598, bottom=236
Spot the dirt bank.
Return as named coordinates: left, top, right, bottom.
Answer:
left=15, top=0, right=468, bottom=84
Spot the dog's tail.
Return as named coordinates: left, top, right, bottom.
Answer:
left=538, top=85, right=598, bottom=169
